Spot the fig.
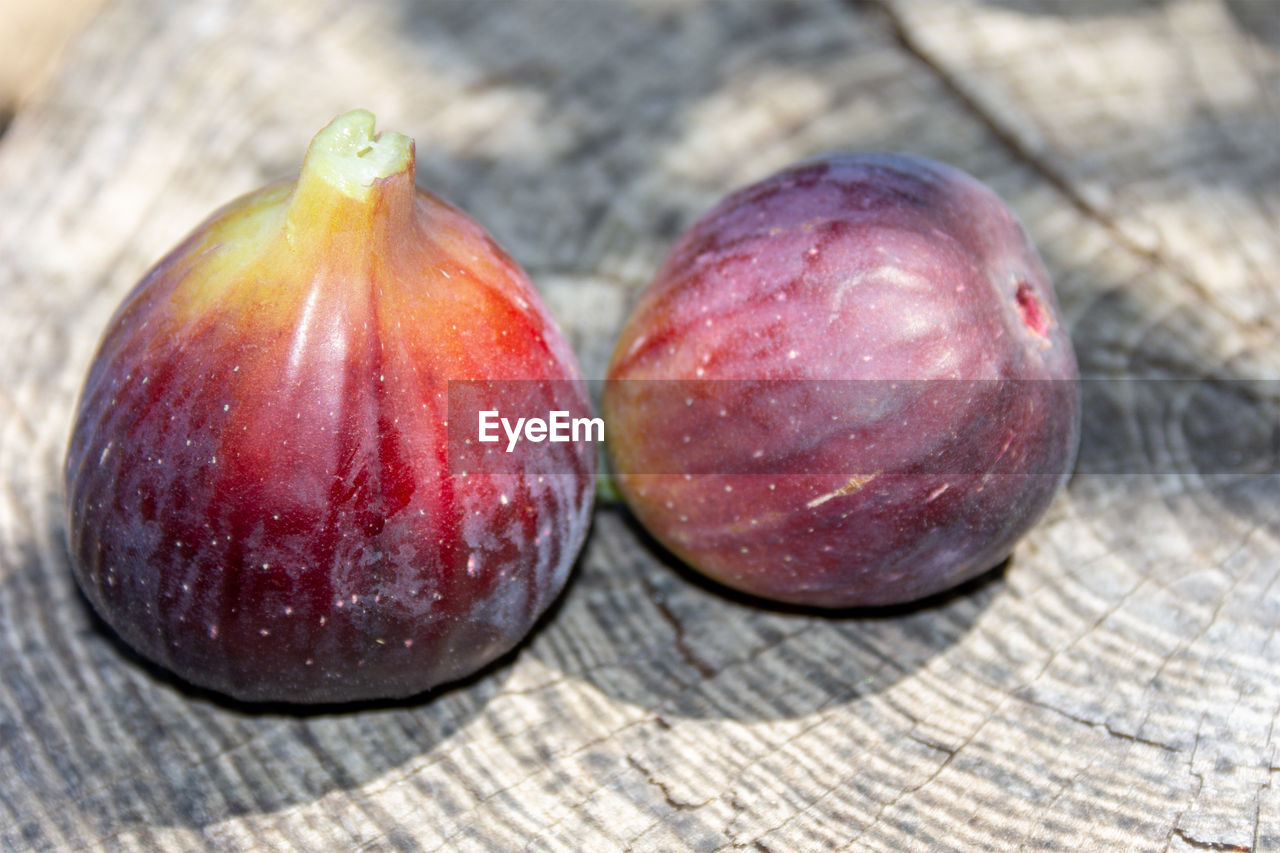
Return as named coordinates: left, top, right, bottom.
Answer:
left=604, top=153, right=1079, bottom=607
left=65, top=110, right=594, bottom=703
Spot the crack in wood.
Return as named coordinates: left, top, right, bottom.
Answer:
left=626, top=755, right=709, bottom=812
left=430, top=714, right=656, bottom=850
left=861, top=0, right=1280, bottom=342
left=1015, top=692, right=1183, bottom=754
left=1172, top=827, right=1251, bottom=852
left=639, top=571, right=715, bottom=680
left=843, top=718, right=985, bottom=848
left=904, top=731, right=956, bottom=757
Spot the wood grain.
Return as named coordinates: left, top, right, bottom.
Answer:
left=1, top=0, right=1277, bottom=849
left=0, top=0, right=108, bottom=119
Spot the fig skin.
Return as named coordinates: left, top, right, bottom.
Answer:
left=65, top=111, right=594, bottom=703
left=604, top=153, right=1079, bottom=608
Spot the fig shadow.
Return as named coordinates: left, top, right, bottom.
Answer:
left=1, top=517, right=602, bottom=837
left=527, top=506, right=1006, bottom=724
left=1051, top=235, right=1280, bottom=540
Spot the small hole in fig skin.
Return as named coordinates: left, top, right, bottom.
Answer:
left=1015, top=280, right=1049, bottom=337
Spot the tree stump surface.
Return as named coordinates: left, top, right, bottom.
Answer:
left=1, top=1, right=1277, bottom=850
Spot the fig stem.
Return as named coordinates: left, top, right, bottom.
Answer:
left=283, top=109, right=416, bottom=250
left=296, top=109, right=413, bottom=203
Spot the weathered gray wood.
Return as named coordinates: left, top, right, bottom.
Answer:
left=1, top=0, right=1277, bottom=849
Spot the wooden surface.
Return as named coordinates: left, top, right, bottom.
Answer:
left=0, top=0, right=106, bottom=124
left=2, top=0, right=1278, bottom=849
